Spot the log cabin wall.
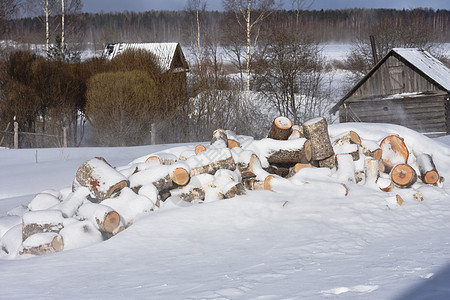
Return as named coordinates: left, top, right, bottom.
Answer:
left=339, top=94, right=449, bottom=135
left=352, top=55, right=442, bottom=97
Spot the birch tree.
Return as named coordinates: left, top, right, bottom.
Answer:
left=222, top=0, right=279, bottom=91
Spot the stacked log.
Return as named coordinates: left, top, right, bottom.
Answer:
left=303, top=117, right=335, bottom=168
left=267, top=116, right=293, bottom=140
left=1, top=114, right=445, bottom=258
left=73, top=157, right=129, bottom=202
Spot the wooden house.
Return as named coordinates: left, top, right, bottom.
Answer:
left=103, top=42, right=189, bottom=73
left=103, top=42, right=190, bottom=107
left=330, top=48, right=450, bottom=136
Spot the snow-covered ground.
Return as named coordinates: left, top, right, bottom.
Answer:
left=1, top=123, right=450, bottom=299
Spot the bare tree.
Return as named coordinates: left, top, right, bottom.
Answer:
left=0, top=0, right=20, bottom=39
left=344, top=10, right=445, bottom=83
left=186, top=0, right=207, bottom=73
left=222, top=0, right=279, bottom=91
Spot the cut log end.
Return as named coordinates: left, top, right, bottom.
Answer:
left=172, top=167, right=190, bottom=186
left=396, top=194, right=404, bottom=206
left=349, top=130, right=361, bottom=145
left=227, top=139, right=241, bottom=149
left=264, top=175, right=275, bottom=191
left=195, top=144, right=206, bottom=155
left=268, top=116, right=293, bottom=140
left=391, top=164, right=417, bottom=188
left=380, top=135, right=409, bottom=168
left=102, top=211, right=121, bottom=233
left=424, top=170, right=439, bottom=185
left=106, top=180, right=129, bottom=199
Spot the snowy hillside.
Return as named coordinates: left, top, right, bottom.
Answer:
left=1, top=123, right=450, bottom=299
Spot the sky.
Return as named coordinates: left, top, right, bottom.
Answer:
left=81, top=0, right=449, bottom=14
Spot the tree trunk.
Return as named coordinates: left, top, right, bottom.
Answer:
left=267, top=116, right=293, bottom=140
left=74, top=157, right=128, bottom=202
left=416, top=153, right=439, bottom=184
left=391, top=164, right=417, bottom=188
left=303, top=117, right=334, bottom=161
left=190, top=156, right=236, bottom=176
left=287, top=163, right=314, bottom=177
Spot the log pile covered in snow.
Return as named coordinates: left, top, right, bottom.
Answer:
left=0, top=116, right=444, bottom=257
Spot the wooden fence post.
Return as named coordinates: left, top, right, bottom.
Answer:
left=14, top=122, right=19, bottom=149
left=151, top=123, right=156, bottom=145
left=63, top=127, right=67, bottom=148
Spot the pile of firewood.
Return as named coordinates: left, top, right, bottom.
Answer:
left=0, top=116, right=442, bottom=257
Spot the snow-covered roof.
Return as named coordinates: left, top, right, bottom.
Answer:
left=103, top=43, right=188, bottom=72
left=393, top=48, right=450, bottom=92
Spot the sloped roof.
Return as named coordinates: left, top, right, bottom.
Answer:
left=393, top=48, right=450, bottom=91
left=330, top=48, right=450, bottom=114
left=103, top=42, right=188, bottom=72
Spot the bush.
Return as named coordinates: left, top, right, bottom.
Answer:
left=86, top=70, right=158, bottom=146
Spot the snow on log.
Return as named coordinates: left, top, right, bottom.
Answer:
left=129, top=163, right=190, bottom=192
left=303, top=117, right=334, bottom=161
left=59, top=220, right=103, bottom=251
left=6, top=205, right=29, bottom=217
left=59, top=187, right=90, bottom=218
left=335, top=154, right=355, bottom=182
left=22, top=210, right=64, bottom=241
left=416, top=153, right=439, bottom=184
left=28, top=192, right=61, bottom=211
left=267, top=116, right=293, bottom=140
left=222, top=181, right=246, bottom=199
left=194, top=144, right=206, bottom=155
left=288, top=129, right=302, bottom=140
left=74, top=157, right=129, bottom=202
left=77, top=203, right=121, bottom=234
left=145, top=153, right=178, bottom=166
left=391, top=164, right=417, bottom=188
left=211, top=129, right=228, bottom=147
left=226, top=130, right=241, bottom=149
left=333, top=143, right=359, bottom=161
left=0, top=224, right=22, bottom=257
left=331, top=130, right=361, bottom=146
left=287, top=163, right=314, bottom=178
left=266, top=139, right=312, bottom=165
left=377, top=177, right=394, bottom=192
left=102, top=187, right=155, bottom=226
left=365, top=157, right=380, bottom=186
left=187, top=147, right=236, bottom=176
left=179, top=149, right=196, bottom=161
left=0, top=216, right=21, bottom=242
left=21, top=232, right=63, bottom=255
left=361, top=139, right=382, bottom=160
left=380, top=135, right=409, bottom=170
left=169, top=173, right=216, bottom=203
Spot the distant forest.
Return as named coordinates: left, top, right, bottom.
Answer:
left=4, top=8, right=450, bottom=50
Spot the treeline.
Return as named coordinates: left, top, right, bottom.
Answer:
left=4, top=8, right=450, bottom=49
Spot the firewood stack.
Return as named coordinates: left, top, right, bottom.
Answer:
left=0, top=116, right=443, bottom=257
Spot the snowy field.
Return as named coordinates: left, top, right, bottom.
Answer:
left=1, top=123, right=450, bottom=299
